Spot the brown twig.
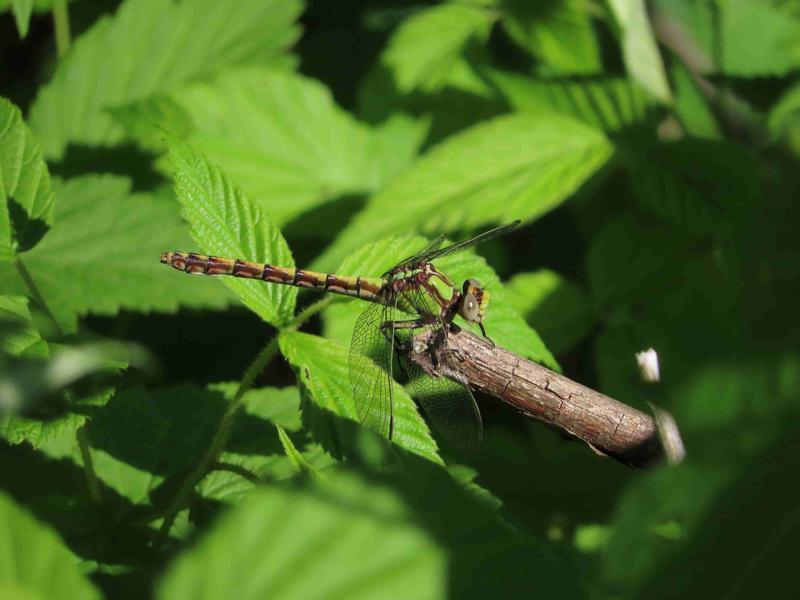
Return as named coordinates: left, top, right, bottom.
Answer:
left=407, top=328, right=679, bottom=468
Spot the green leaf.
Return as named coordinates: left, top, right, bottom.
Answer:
left=0, top=385, right=113, bottom=448
left=199, top=385, right=335, bottom=503
left=0, top=175, right=231, bottom=333
left=169, top=141, right=297, bottom=326
left=587, top=216, right=687, bottom=309
left=769, top=80, right=800, bottom=147
left=0, top=97, right=54, bottom=255
left=670, top=355, right=800, bottom=462
left=0, top=294, right=48, bottom=358
left=382, top=2, right=492, bottom=93
left=506, top=270, right=594, bottom=356
left=654, top=0, right=800, bottom=77
left=626, top=140, right=758, bottom=237
left=28, top=0, right=302, bottom=159
left=158, top=471, right=448, bottom=599
left=323, top=235, right=557, bottom=368
left=0, top=492, right=101, bottom=599
left=500, top=0, right=601, bottom=74
left=490, top=69, right=652, bottom=131
left=608, top=0, right=672, bottom=103
left=276, top=424, right=319, bottom=478
left=671, top=61, right=721, bottom=139
left=10, top=0, right=33, bottom=37
left=278, top=330, right=443, bottom=465
left=158, top=67, right=421, bottom=225
left=600, top=463, right=733, bottom=596
left=315, top=113, right=612, bottom=270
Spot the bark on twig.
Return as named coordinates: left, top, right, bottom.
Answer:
left=407, top=329, right=678, bottom=468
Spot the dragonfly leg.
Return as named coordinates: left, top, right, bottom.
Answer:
left=478, top=321, right=496, bottom=348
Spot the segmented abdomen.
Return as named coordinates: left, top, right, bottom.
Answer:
left=161, top=251, right=384, bottom=301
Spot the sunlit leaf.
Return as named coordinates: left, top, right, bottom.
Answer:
left=323, top=235, right=557, bottom=368
left=158, top=471, right=447, bottom=599
left=278, top=330, right=442, bottom=465
left=0, top=175, right=231, bottom=333
left=316, top=113, right=612, bottom=270
left=382, top=2, right=492, bottom=93
left=608, top=0, right=672, bottom=103
left=29, top=0, right=302, bottom=159
left=161, top=68, right=422, bottom=225
left=0, top=97, right=54, bottom=255
left=10, top=0, right=33, bottom=37
left=169, top=141, right=297, bottom=326
left=506, top=269, right=594, bottom=356
left=0, top=492, right=101, bottom=599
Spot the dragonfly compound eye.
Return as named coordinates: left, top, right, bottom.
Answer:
left=460, top=293, right=480, bottom=322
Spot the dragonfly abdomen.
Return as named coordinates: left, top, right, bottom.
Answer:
left=161, top=251, right=384, bottom=301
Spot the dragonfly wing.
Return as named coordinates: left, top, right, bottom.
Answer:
left=413, top=221, right=520, bottom=265
left=406, top=372, right=483, bottom=451
left=391, top=234, right=447, bottom=273
left=349, top=301, right=395, bottom=440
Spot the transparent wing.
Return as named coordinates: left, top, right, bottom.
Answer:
left=392, top=234, right=447, bottom=272
left=407, top=221, right=520, bottom=266
left=349, top=301, right=395, bottom=440
left=397, top=285, right=483, bottom=450
left=407, top=372, right=483, bottom=451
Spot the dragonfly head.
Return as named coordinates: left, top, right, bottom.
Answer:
left=459, top=278, right=489, bottom=323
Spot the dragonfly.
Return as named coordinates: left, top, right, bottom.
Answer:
left=161, top=221, right=519, bottom=450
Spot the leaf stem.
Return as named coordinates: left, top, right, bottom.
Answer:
left=157, top=296, right=332, bottom=541
left=77, top=425, right=103, bottom=505
left=52, top=0, right=71, bottom=58
left=14, top=255, right=64, bottom=337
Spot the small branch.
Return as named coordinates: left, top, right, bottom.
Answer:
left=14, top=256, right=64, bottom=336
left=77, top=425, right=103, bottom=504
left=52, top=0, right=71, bottom=58
left=408, top=329, right=680, bottom=468
left=156, top=297, right=331, bottom=542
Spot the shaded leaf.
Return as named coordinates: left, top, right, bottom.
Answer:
left=626, top=139, right=758, bottom=237
left=0, top=294, right=48, bottom=358
left=671, top=62, right=720, bottom=139
left=315, top=113, right=612, bottom=270
left=500, top=0, right=601, bottom=74
left=169, top=141, right=297, bottom=326
left=29, top=0, right=302, bottom=159
left=0, top=492, right=101, bottom=599
left=490, top=70, right=652, bottom=131
left=0, top=97, right=54, bottom=255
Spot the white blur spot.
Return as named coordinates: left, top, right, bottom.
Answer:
left=636, top=348, right=660, bottom=383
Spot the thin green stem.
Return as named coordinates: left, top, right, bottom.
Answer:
left=77, top=425, right=103, bottom=505
left=14, top=256, right=64, bottom=337
left=52, top=0, right=71, bottom=58
left=157, top=296, right=332, bottom=542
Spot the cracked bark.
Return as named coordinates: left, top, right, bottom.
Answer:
left=407, top=328, right=671, bottom=468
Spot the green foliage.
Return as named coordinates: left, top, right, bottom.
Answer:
left=0, top=492, right=101, bottom=599
left=169, top=141, right=296, bottom=326
left=0, top=97, right=54, bottom=256
left=1, top=0, right=798, bottom=597
left=316, top=113, right=612, bottom=270
left=29, top=0, right=302, bottom=159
